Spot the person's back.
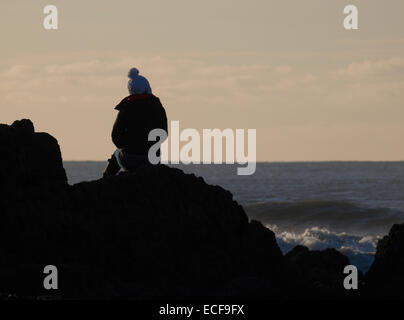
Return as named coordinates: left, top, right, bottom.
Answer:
left=112, top=94, right=167, bottom=155
left=103, top=68, right=168, bottom=177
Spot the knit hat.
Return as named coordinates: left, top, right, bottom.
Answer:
left=127, top=68, right=152, bottom=95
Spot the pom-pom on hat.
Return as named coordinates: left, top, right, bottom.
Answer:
left=127, top=68, right=152, bottom=95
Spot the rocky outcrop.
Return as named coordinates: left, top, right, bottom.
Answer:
left=0, top=119, right=67, bottom=192
left=285, top=245, right=359, bottom=298
left=63, top=167, right=289, bottom=299
left=365, top=223, right=404, bottom=298
left=1, top=119, right=402, bottom=299
left=0, top=119, right=290, bottom=299
left=0, top=119, right=68, bottom=297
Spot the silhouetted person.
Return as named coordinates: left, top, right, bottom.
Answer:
left=103, top=68, right=168, bottom=177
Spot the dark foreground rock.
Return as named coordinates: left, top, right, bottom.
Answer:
left=0, top=119, right=402, bottom=299
left=64, top=168, right=289, bottom=299
left=0, top=119, right=289, bottom=299
left=365, top=223, right=404, bottom=298
left=285, top=245, right=366, bottom=298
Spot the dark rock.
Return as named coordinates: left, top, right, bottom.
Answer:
left=3, top=118, right=384, bottom=300
left=0, top=119, right=67, bottom=195
left=285, top=245, right=351, bottom=293
left=365, top=223, right=404, bottom=298
left=0, top=119, right=290, bottom=299
left=0, top=120, right=68, bottom=298
left=11, top=119, right=35, bottom=135
left=61, top=166, right=292, bottom=299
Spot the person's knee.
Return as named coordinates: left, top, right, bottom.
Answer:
left=102, top=154, right=120, bottom=177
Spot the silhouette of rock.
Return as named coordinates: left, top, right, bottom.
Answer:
left=66, top=167, right=293, bottom=299
left=0, top=119, right=67, bottom=193
left=365, top=223, right=404, bottom=298
left=0, top=120, right=69, bottom=297
left=285, top=246, right=351, bottom=291
left=3, top=118, right=398, bottom=300
left=0, top=119, right=290, bottom=299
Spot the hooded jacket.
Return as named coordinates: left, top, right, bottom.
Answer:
left=112, top=94, right=168, bottom=156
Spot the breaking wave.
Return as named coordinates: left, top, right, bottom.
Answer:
left=268, top=224, right=379, bottom=272
left=245, top=200, right=404, bottom=235
left=245, top=200, right=404, bottom=273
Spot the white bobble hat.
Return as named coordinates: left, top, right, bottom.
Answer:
left=127, top=68, right=152, bottom=95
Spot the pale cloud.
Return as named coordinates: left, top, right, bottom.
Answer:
left=2, top=54, right=403, bottom=114
left=336, top=58, right=404, bottom=78
left=275, top=79, right=295, bottom=91
left=45, top=60, right=105, bottom=75
left=275, top=65, right=292, bottom=74
left=1, top=52, right=404, bottom=160
left=3, top=65, right=33, bottom=78
left=301, top=74, right=317, bottom=84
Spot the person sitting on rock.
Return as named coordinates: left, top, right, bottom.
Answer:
left=103, top=68, right=168, bottom=177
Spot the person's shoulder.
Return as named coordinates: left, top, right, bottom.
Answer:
left=115, top=95, right=131, bottom=111
left=115, top=94, right=160, bottom=111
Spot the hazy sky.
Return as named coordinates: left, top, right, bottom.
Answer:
left=1, top=0, right=404, bottom=161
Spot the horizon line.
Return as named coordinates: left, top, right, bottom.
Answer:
left=62, top=160, right=404, bottom=163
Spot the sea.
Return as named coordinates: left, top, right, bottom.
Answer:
left=63, top=161, right=404, bottom=273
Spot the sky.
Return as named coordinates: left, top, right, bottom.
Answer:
left=1, top=0, right=404, bottom=161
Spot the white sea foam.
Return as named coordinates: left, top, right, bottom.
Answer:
left=267, top=224, right=380, bottom=272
